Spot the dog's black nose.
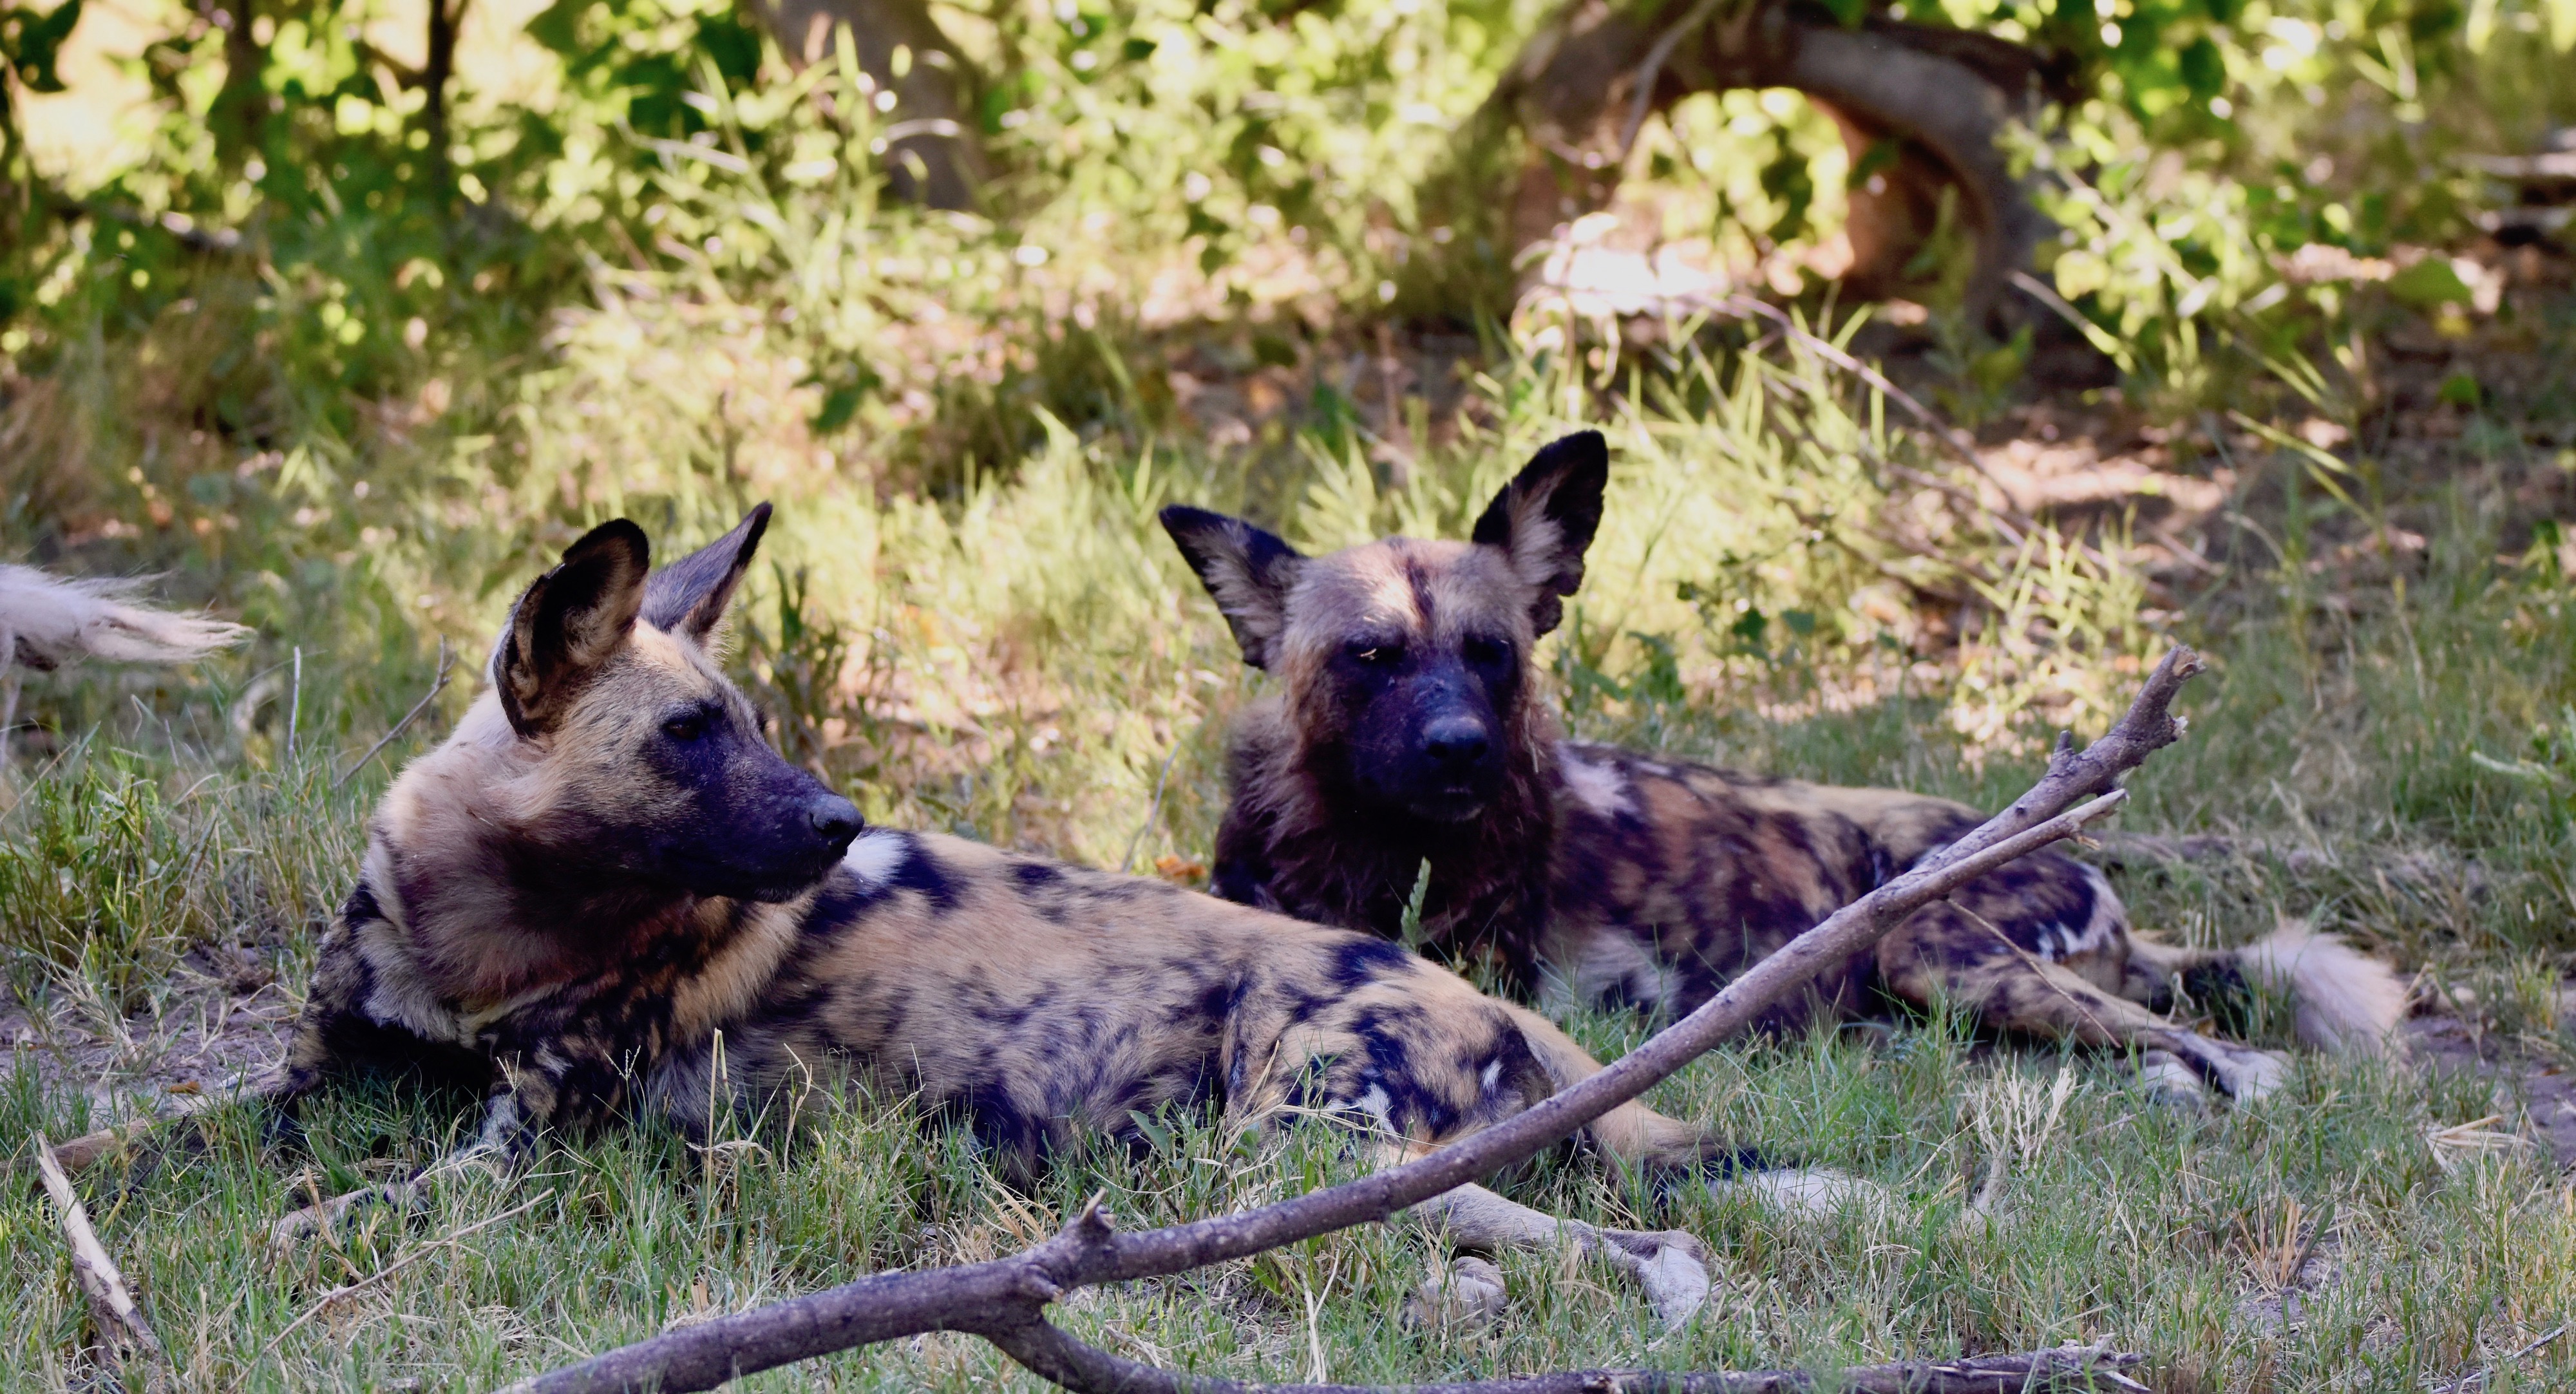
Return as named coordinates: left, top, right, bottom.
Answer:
left=1421, top=717, right=1491, bottom=769
left=806, top=795, right=864, bottom=845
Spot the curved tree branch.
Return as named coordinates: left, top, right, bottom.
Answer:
left=506, top=648, right=2204, bottom=1394
left=1410, top=0, right=2055, bottom=322
left=1770, top=18, right=2050, bottom=317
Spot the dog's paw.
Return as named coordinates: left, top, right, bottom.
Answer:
left=269, top=1180, right=423, bottom=1247
left=1403, top=1254, right=1508, bottom=1332
left=2135, top=1049, right=2210, bottom=1111
left=1598, top=1228, right=1712, bottom=1329
left=2208, top=1044, right=2291, bottom=1102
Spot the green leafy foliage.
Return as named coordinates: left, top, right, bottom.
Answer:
left=0, top=0, right=80, bottom=103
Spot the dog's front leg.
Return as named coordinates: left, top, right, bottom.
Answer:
left=1405, top=1182, right=1712, bottom=1329
left=269, top=1078, right=540, bottom=1245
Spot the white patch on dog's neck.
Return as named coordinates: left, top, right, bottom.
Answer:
left=840, top=829, right=911, bottom=888
left=1558, top=745, right=1637, bottom=819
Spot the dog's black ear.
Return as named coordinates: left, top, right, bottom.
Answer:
left=643, top=504, right=771, bottom=645
left=495, top=519, right=651, bottom=736
left=1470, top=430, right=1608, bottom=637
left=1159, top=505, right=1306, bottom=670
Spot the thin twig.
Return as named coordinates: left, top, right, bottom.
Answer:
left=2432, top=1324, right=2569, bottom=1393
left=35, top=1136, right=172, bottom=1393
left=262, top=1196, right=542, bottom=1365
left=1719, top=296, right=1991, bottom=476
left=1718, top=297, right=2125, bottom=577
left=1118, top=740, right=1185, bottom=875
left=2006, top=270, right=2135, bottom=375
left=509, top=648, right=2202, bottom=1394
left=335, top=638, right=456, bottom=789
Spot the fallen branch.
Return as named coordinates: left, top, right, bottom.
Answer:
left=48, top=1068, right=283, bottom=1176
left=35, top=1136, right=173, bottom=1394
left=2432, top=1324, right=2570, bottom=1394
left=990, top=1313, right=2148, bottom=1393
left=506, top=648, right=2202, bottom=1394
left=1716, top=296, right=1993, bottom=481
left=1615, top=0, right=1728, bottom=158
left=1725, top=296, right=2126, bottom=581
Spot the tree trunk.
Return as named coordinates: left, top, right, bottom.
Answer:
left=739, top=0, right=988, bottom=211
left=424, top=0, right=466, bottom=176
left=1410, top=0, right=2054, bottom=323
left=200, top=0, right=267, bottom=166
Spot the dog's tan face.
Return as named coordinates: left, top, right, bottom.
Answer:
left=488, top=506, right=864, bottom=901
left=1164, top=431, right=1608, bottom=821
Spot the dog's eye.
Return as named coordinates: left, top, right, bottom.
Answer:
left=662, top=711, right=710, bottom=742
left=1464, top=636, right=1513, bottom=668
left=1347, top=641, right=1403, bottom=668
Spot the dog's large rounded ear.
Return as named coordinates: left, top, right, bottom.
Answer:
left=495, top=519, right=651, bottom=736
left=1159, top=505, right=1305, bottom=670
left=1470, top=430, right=1608, bottom=637
left=642, top=503, right=772, bottom=646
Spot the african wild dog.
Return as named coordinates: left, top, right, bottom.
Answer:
left=1160, top=431, right=2409, bottom=1102
left=265, top=503, right=1866, bottom=1327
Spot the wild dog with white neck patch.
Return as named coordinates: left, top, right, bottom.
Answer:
left=269, top=504, right=1859, bottom=1327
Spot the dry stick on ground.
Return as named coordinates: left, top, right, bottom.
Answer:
left=509, top=648, right=2205, bottom=1394
left=1716, top=297, right=1994, bottom=480
left=50, top=1068, right=282, bottom=1175
left=2434, top=1324, right=2570, bottom=1393
left=34, top=1136, right=173, bottom=1394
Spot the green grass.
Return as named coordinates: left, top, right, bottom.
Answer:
left=6, top=308, right=2576, bottom=1389
left=3, top=984, right=2569, bottom=1389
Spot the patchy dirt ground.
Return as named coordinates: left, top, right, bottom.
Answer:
left=2407, top=994, right=2576, bottom=1171
left=5, top=944, right=296, bottom=1129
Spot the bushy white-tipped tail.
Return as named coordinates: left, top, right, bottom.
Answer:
left=2235, top=920, right=2409, bottom=1058
left=0, top=564, right=249, bottom=672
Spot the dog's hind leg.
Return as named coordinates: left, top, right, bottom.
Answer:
left=1879, top=901, right=2292, bottom=1101
left=1506, top=1004, right=1895, bottom=1223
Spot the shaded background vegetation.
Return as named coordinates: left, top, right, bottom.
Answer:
left=0, top=0, right=2564, bottom=909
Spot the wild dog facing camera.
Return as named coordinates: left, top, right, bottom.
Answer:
left=1166, top=429, right=2411, bottom=1103
left=1159, top=431, right=1607, bottom=825
left=489, top=504, right=863, bottom=905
